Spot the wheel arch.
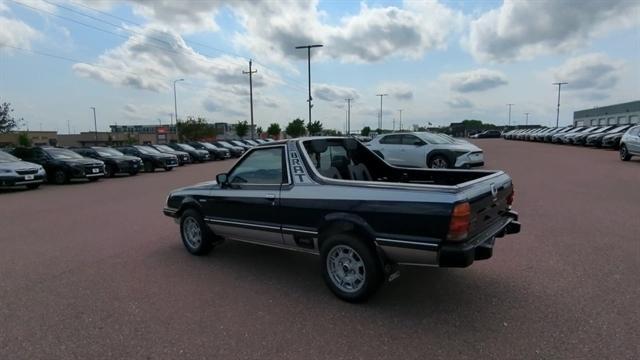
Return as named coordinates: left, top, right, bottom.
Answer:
left=317, top=213, right=378, bottom=251
left=175, top=196, right=204, bottom=218
left=426, top=150, right=456, bottom=167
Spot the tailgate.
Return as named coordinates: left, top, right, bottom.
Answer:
left=459, top=173, right=514, bottom=239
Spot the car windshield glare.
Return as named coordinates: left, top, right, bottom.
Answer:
left=136, top=146, right=160, bottom=154
left=419, top=133, right=455, bottom=144
left=0, top=151, right=20, bottom=162
left=46, top=148, right=84, bottom=159
left=93, top=147, right=123, bottom=157
left=200, top=142, right=216, bottom=149
left=178, top=144, right=196, bottom=151
left=155, top=145, right=173, bottom=152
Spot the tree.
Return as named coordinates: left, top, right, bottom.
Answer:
left=0, top=101, right=20, bottom=133
left=306, top=120, right=323, bottom=136
left=324, top=129, right=341, bottom=136
left=18, top=133, right=31, bottom=147
left=267, top=123, right=281, bottom=138
left=235, top=120, right=249, bottom=138
left=361, top=126, right=371, bottom=136
left=177, top=117, right=216, bottom=141
left=256, top=126, right=263, bottom=137
left=285, top=118, right=306, bottom=138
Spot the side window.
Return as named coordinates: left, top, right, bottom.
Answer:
left=380, top=134, right=402, bottom=144
left=401, top=134, right=424, bottom=145
left=229, top=147, right=284, bottom=185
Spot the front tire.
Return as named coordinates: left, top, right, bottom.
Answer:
left=52, top=169, right=68, bottom=185
left=144, top=161, right=154, bottom=173
left=320, top=234, right=383, bottom=302
left=105, top=164, right=116, bottom=177
left=164, top=166, right=173, bottom=171
left=428, top=155, right=451, bottom=169
left=180, top=209, right=215, bottom=255
left=620, top=144, right=632, bottom=161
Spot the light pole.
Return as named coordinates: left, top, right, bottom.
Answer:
left=524, top=112, right=529, bottom=126
left=553, top=82, right=568, bottom=127
left=173, top=78, right=184, bottom=139
left=507, top=103, right=514, bottom=127
left=90, top=107, right=97, bottom=141
left=377, top=94, right=388, bottom=129
left=295, top=44, right=323, bottom=127
left=345, top=98, right=352, bottom=135
left=398, top=109, right=403, bottom=131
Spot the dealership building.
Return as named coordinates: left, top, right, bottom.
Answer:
left=573, top=100, right=640, bottom=127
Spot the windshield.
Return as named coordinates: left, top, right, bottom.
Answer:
left=45, top=148, right=84, bottom=159
left=199, top=142, right=217, bottom=149
left=607, top=126, right=627, bottom=133
left=245, top=140, right=258, bottom=145
left=232, top=141, right=246, bottom=146
left=92, top=147, right=123, bottom=157
left=591, top=127, right=610, bottom=134
left=154, top=145, right=174, bottom=152
left=0, top=151, right=20, bottom=163
left=420, top=133, right=455, bottom=144
left=218, top=141, right=233, bottom=147
left=178, top=144, right=196, bottom=151
left=135, top=146, right=160, bottom=155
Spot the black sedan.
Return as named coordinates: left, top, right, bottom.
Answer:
left=188, top=142, right=230, bottom=160
left=116, top=145, right=178, bottom=172
left=211, top=141, right=244, bottom=157
left=151, top=144, right=191, bottom=165
left=167, top=143, right=210, bottom=163
left=586, top=125, right=631, bottom=147
left=71, top=146, right=142, bottom=177
left=12, top=147, right=104, bottom=184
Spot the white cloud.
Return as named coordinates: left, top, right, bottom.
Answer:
left=551, top=53, right=624, bottom=101
left=443, top=69, right=508, bottom=93
left=123, top=103, right=171, bottom=121
left=0, top=15, right=40, bottom=52
left=468, top=0, right=640, bottom=62
left=446, top=97, right=474, bottom=109
left=72, top=26, right=281, bottom=92
left=313, top=83, right=360, bottom=102
left=129, top=0, right=222, bottom=34
left=379, top=82, right=413, bottom=101
left=232, top=0, right=463, bottom=65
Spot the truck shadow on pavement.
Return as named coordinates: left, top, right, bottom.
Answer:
left=158, top=239, right=536, bottom=333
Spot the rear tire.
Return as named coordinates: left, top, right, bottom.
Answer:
left=428, top=155, right=450, bottom=169
left=180, top=209, right=215, bottom=255
left=620, top=144, right=632, bottom=161
left=320, top=233, right=383, bottom=302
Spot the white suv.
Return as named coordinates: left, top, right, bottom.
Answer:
left=366, top=132, right=484, bottom=169
left=620, top=125, right=640, bottom=161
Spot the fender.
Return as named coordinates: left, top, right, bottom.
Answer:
left=427, top=150, right=458, bottom=168
left=175, top=195, right=204, bottom=216
left=317, top=212, right=377, bottom=245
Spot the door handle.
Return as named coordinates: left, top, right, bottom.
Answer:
left=265, top=194, right=276, bottom=201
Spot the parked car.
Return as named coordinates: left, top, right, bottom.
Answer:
left=366, top=132, right=484, bottom=169
left=253, top=139, right=267, bottom=144
left=0, top=150, right=46, bottom=189
left=12, top=147, right=104, bottom=184
left=586, top=125, right=631, bottom=147
left=150, top=144, right=191, bottom=165
left=544, top=127, right=574, bottom=142
left=619, top=125, right=640, bottom=161
left=211, top=141, right=244, bottom=157
left=116, top=145, right=178, bottom=172
left=230, top=140, right=253, bottom=150
left=562, top=126, right=601, bottom=144
left=571, top=126, right=613, bottom=145
left=187, top=142, right=230, bottom=160
left=471, top=130, right=502, bottom=139
left=551, top=127, right=585, bottom=143
left=167, top=143, right=210, bottom=163
left=241, top=139, right=260, bottom=146
left=602, top=130, right=628, bottom=149
left=71, top=146, right=142, bottom=177
left=163, top=137, right=520, bottom=302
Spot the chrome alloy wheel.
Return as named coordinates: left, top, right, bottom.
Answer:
left=326, top=245, right=366, bottom=293
left=431, top=157, right=448, bottom=168
left=182, top=217, right=202, bottom=249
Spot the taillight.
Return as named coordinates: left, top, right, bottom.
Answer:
left=447, top=202, right=471, bottom=241
left=507, top=186, right=515, bottom=206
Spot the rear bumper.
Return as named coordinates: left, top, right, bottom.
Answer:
left=377, top=210, right=521, bottom=268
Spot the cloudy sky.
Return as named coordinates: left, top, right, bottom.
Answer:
left=1, top=0, right=639, bottom=133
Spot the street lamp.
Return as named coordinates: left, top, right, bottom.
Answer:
left=90, top=107, right=97, bottom=142
left=553, top=82, right=568, bottom=127
left=376, top=94, right=388, bottom=129
left=507, top=103, right=514, bottom=127
left=173, top=78, right=184, bottom=139
left=295, top=44, right=323, bottom=127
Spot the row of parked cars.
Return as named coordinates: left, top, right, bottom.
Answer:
left=503, top=125, right=640, bottom=160
left=0, top=138, right=274, bottom=190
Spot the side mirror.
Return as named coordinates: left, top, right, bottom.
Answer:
left=216, top=173, right=229, bottom=187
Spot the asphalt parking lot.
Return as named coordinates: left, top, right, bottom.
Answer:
left=1, top=140, right=638, bottom=360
